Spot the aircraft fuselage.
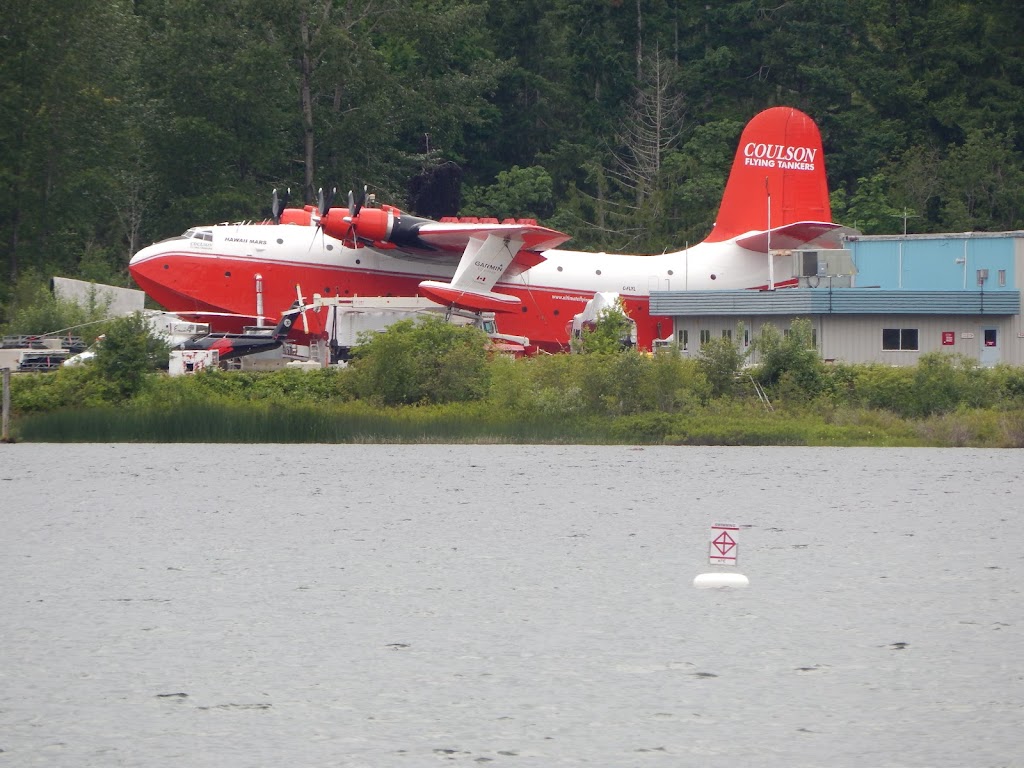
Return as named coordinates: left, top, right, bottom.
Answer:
left=129, top=225, right=791, bottom=351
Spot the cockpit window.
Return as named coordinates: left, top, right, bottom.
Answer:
left=155, top=229, right=192, bottom=243
left=192, top=230, right=213, bottom=242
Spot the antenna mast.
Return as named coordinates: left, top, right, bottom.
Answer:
left=766, top=177, right=775, bottom=290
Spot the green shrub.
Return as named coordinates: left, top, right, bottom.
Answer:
left=10, top=366, right=119, bottom=413
left=697, top=326, right=747, bottom=399
left=847, top=364, right=916, bottom=414
left=607, top=412, right=680, bottom=442
left=350, top=316, right=490, bottom=405
left=909, top=352, right=992, bottom=417
left=571, top=296, right=635, bottom=354
left=647, top=348, right=710, bottom=410
left=0, top=272, right=111, bottom=339
left=92, top=312, right=170, bottom=400
left=753, top=318, right=824, bottom=397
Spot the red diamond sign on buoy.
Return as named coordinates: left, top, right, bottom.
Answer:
left=695, top=522, right=748, bottom=588
left=708, top=523, right=739, bottom=565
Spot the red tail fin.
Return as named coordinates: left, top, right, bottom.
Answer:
left=705, top=107, right=832, bottom=243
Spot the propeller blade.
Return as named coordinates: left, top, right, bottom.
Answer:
left=312, top=186, right=333, bottom=248
left=343, top=188, right=358, bottom=248
left=272, top=188, right=281, bottom=223
left=295, top=284, right=310, bottom=334
left=353, top=184, right=367, bottom=218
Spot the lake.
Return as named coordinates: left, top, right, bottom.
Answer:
left=2, top=444, right=1021, bottom=767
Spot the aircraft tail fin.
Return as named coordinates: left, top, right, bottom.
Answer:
left=272, top=302, right=303, bottom=340
left=706, top=107, right=832, bottom=244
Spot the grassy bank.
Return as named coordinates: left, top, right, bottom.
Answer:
left=13, top=401, right=603, bottom=444
left=7, top=320, right=1024, bottom=447
left=13, top=399, right=1024, bottom=447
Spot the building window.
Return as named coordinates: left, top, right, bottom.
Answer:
left=783, top=327, right=817, bottom=346
left=882, top=328, right=919, bottom=351
left=984, top=329, right=997, bottom=347
left=722, top=329, right=732, bottom=341
left=699, top=329, right=711, bottom=346
left=744, top=328, right=750, bottom=347
left=677, top=329, right=688, bottom=350
left=998, top=269, right=1006, bottom=287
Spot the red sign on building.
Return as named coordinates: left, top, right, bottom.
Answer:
left=942, top=331, right=955, bottom=346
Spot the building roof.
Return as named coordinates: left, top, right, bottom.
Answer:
left=849, top=230, right=1024, bottom=242
left=649, top=288, right=1021, bottom=316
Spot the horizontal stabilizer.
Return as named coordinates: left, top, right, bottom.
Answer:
left=419, top=281, right=522, bottom=313
left=736, top=222, right=859, bottom=253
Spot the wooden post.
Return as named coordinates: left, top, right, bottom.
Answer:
left=1, top=367, right=10, bottom=443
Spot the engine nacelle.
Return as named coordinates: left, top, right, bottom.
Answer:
left=279, top=207, right=314, bottom=226
left=320, top=204, right=433, bottom=248
left=321, top=206, right=394, bottom=243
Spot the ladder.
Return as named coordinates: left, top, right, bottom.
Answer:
left=748, top=375, right=774, bottom=412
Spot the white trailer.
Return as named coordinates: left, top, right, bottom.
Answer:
left=303, top=295, right=529, bottom=362
left=169, top=349, right=219, bottom=375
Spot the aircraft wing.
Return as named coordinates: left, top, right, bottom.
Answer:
left=383, top=220, right=568, bottom=313
left=413, top=220, right=569, bottom=276
left=306, top=200, right=570, bottom=311
left=736, top=222, right=860, bottom=252
left=419, top=230, right=532, bottom=313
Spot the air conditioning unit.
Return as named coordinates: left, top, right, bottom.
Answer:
left=794, top=251, right=820, bottom=278
left=792, top=249, right=857, bottom=279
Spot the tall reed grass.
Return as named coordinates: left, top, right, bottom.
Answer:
left=21, top=400, right=1024, bottom=446
left=15, top=402, right=614, bottom=444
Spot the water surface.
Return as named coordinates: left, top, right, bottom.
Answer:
left=2, top=445, right=1021, bottom=767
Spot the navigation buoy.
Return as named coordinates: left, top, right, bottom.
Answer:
left=693, top=572, right=749, bottom=589
left=694, top=522, right=749, bottom=588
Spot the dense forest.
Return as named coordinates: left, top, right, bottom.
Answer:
left=3, top=0, right=1024, bottom=324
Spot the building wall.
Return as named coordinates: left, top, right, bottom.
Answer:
left=1013, top=237, right=1024, bottom=355
left=815, top=315, right=1019, bottom=366
left=849, top=233, right=1017, bottom=291
left=671, top=314, right=1021, bottom=367
left=51, top=277, right=145, bottom=316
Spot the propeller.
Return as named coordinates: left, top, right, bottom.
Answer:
left=295, top=284, right=310, bottom=334
left=317, top=185, right=337, bottom=218
left=271, top=187, right=291, bottom=224
left=311, top=182, right=394, bottom=247
left=307, top=186, right=337, bottom=251
left=341, top=185, right=369, bottom=247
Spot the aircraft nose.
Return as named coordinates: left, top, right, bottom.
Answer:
left=128, top=241, right=175, bottom=295
left=129, top=241, right=162, bottom=268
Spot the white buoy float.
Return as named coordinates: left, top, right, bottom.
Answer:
left=693, top=572, right=749, bottom=589
left=694, top=522, right=749, bottom=588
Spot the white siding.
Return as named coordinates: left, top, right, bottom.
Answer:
left=675, top=314, right=1021, bottom=367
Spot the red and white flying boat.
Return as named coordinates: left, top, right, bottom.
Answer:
left=129, top=106, right=853, bottom=352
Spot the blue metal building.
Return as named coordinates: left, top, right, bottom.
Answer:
left=650, top=232, right=1024, bottom=366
